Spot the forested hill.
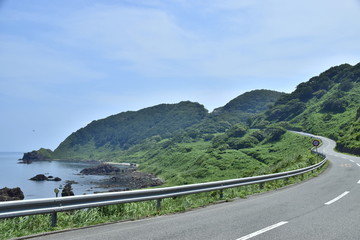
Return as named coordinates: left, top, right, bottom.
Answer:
left=24, top=62, right=360, bottom=161
left=52, top=101, right=208, bottom=159
left=216, top=89, right=284, bottom=114
left=253, top=62, right=360, bottom=155
left=43, top=90, right=283, bottom=160
left=211, top=90, right=284, bottom=124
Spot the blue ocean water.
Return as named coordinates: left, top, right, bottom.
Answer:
left=0, top=152, right=112, bottom=199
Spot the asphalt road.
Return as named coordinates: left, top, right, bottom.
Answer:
left=27, top=135, right=360, bottom=240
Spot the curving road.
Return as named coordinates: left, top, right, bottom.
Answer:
left=29, top=135, right=360, bottom=240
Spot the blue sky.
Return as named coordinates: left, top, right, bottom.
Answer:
left=1, top=0, right=360, bottom=152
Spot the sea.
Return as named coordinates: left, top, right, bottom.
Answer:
left=0, top=152, right=116, bottom=200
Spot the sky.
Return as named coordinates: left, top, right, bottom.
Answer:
left=1, top=0, right=360, bottom=152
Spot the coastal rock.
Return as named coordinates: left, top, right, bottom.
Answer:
left=30, top=174, right=48, bottom=181
left=61, top=183, right=74, bottom=197
left=53, top=177, right=62, bottom=182
left=80, top=163, right=164, bottom=192
left=0, top=187, right=24, bottom=201
left=29, top=174, right=61, bottom=181
left=80, top=164, right=121, bottom=175
left=100, top=171, right=164, bottom=190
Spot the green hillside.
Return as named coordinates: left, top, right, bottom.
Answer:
left=211, top=90, right=284, bottom=124
left=34, top=88, right=318, bottom=186
left=255, top=63, right=360, bottom=155
left=47, top=90, right=284, bottom=160
left=126, top=126, right=316, bottom=185
left=52, top=101, right=208, bottom=159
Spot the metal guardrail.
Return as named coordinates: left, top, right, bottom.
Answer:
left=0, top=152, right=327, bottom=226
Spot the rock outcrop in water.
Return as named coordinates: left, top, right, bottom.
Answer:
left=30, top=174, right=61, bottom=181
left=102, top=171, right=164, bottom=190
left=0, top=187, right=24, bottom=201
left=61, top=183, right=74, bottom=197
left=30, top=174, right=48, bottom=181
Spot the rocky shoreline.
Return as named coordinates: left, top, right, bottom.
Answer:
left=15, top=151, right=164, bottom=198
left=80, top=164, right=164, bottom=191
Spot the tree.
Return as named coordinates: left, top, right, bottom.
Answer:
left=339, top=79, right=353, bottom=91
left=322, top=98, right=348, bottom=113
left=227, top=124, right=247, bottom=138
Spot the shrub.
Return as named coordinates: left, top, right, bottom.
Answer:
left=227, top=136, right=259, bottom=150
left=322, top=98, right=348, bottom=113
left=227, top=124, right=247, bottom=138
left=265, top=127, right=286, bottom=142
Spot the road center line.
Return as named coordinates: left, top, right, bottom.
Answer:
left=350, top=160, right=355, bottom=163
left=236, top=221, right=288, bottom=240
left=357, top=180, right=360, bottom=184
left=357, top=163, right=360, bottom=167
left=325, top=191, right=350, bottom=205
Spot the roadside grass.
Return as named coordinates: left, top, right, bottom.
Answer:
left=0, top=160, right=328, bottom=240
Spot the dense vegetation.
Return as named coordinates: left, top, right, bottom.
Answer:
left=50, top=90, right=283, bottom=161
left=131, top=128, right=317, bottom=186
left=253, top=63, right=360, bottom=155
left=210, top=90, right=284, bottom=124
left=46, top=89, right=304, bottom=185
left=52, top=101, right=208, bottom=159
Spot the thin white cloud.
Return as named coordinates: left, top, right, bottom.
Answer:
left=52, top=4, right=201, bottom=76
left=3, top=0, right=359, bottom=82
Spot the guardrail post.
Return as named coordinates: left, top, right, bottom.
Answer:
left=220, top=189, right=224, bottom=199
left=157, top=199, right=162, bottom=211
left=51, top=212, right=57, bottom=227
left=260, top=182, right=264, bottom=190
left=51, top=188, right=59, bottom=227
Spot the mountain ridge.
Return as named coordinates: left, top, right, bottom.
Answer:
left=23, top=89, right=284, bottom=161
left=254, top=62, right=360, bottom=155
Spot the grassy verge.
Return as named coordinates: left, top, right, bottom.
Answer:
left=0, top=159, right=328, bottom=240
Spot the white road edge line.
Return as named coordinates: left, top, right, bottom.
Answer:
left=236, top=221, right=288, bottom=240
left=325, top=191, right=350, bottom=205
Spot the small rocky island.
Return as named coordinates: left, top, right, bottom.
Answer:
left=80, top=163, right=164, bottom=190
left=29, top=174, right=62, bottom=181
